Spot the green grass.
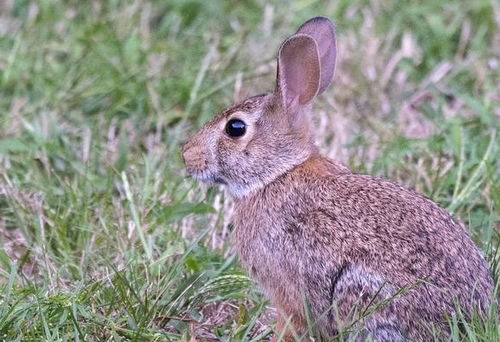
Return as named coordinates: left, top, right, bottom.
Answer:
left=0, top=0, right=498, bottom=341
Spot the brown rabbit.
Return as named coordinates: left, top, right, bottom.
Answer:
left=182, top=17, right=494, bottom=341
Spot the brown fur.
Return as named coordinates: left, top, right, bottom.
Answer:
left=181, top=17, right=493, bottom=341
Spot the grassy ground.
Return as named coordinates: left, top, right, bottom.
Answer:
left=0, top=0, right=499, bottom=341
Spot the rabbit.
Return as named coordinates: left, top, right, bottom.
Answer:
left=181, top=17, right=494, bottom=341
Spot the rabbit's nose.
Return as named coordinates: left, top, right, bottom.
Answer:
left=181, top=142, right=206, bottom=170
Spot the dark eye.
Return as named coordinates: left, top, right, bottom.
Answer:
left=225, top=119, right=246, bottom=138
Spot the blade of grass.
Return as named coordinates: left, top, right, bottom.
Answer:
left=121, top=171, right=153, bottom=261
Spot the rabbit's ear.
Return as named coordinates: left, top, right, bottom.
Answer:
left=276, top=34, right=321, bottom=109
left=296, top=17, right=337, bottom=95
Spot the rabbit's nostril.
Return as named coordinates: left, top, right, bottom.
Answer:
left=181, top=141, right=191, bottom=155
left=182, top=144, right=206, bottom=169
left=182, top=145, right=195, bottom=159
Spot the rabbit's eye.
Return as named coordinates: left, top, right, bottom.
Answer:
left=225, top=119, right=246, bottom=138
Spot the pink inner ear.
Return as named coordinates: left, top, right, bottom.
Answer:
left=295, top=17, right=337, bottom=94
left=277, top=34, right=320, bottom=107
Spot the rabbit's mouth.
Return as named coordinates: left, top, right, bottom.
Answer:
left=190, top=170, right=214, bottom=182
left=189, top=169, right=226, bottom=185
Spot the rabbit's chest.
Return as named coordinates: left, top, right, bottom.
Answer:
left=232, top=209, right=307, bottom=286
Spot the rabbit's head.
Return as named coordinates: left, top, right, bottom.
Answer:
left=182, top=17, right=337, bottom=198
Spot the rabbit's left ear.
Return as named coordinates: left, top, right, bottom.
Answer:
left=276, top=34, right=320, bottom=109
left=276, top=17, right=337, bottom=110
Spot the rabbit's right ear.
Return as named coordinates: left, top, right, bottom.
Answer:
left=275, top=17, right=337, bottom=111
left=296, top=17, right=337, bottom=95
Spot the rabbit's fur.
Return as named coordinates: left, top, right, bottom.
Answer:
left=182, top=17, right=494, bottom=341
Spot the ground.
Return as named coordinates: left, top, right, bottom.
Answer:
left=0, top=0, right=499, bottom=341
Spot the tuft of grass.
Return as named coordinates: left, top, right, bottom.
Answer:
left=0, top=0, right=498, bottom=341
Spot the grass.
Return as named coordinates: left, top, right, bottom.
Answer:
left=0, top=0, right=498, bottom=340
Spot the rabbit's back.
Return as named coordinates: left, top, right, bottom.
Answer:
left=233, top=155, right=493, bottom=339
